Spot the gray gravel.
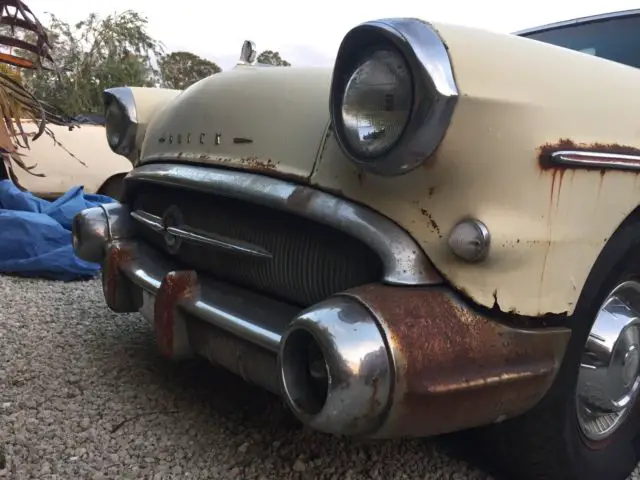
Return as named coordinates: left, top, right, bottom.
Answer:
left=0, top=275, right=638, bottom=480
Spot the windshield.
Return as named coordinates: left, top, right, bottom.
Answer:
left=520, top=15, right=640, bottom=69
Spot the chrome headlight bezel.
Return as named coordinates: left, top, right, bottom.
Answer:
left=329, top=18, right=459, bottom=176
left=103, top=87, right=138, bottom=157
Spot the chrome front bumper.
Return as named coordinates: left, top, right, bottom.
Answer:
left=72, top=175, right=571, bottom=439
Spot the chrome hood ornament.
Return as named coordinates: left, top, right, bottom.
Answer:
left=237, top=40, right=257, bottom=65
left=235, top=40, right=277, bottom=68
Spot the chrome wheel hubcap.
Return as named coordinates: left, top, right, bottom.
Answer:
left=576, top=280, right=640, bottom=442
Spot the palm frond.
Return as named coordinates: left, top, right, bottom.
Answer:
left=0, top=0, right=54, bottom=70
left=0, top=0, right=76, bottom=178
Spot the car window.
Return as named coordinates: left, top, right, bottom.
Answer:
left=520, top=15, right=640, bottom=69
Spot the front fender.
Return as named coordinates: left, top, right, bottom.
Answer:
left=311, top=21, right=640, bottom=317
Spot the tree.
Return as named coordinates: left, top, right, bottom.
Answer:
left=159, top=51, right=220, bottom=90
left=20, top=10, right=164, bottom=114
left=256, top=50, right=291, bottom=66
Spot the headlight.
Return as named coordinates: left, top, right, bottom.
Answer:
left=330, top=18, right=459, bottom=176
left=341, top=49, right=413, bottom=159
left=103, top=87, right=138, bottom=157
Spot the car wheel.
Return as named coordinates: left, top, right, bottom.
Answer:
left=465, top=221, right=640, bottom=480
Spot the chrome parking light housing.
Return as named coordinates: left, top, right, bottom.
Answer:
left=103, top=87, right=138, bottom=157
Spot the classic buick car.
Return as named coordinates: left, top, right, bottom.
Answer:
left=72, top=9, right=640, bottom=480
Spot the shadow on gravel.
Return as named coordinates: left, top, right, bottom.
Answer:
left=79, top=305, right=493, bottom=479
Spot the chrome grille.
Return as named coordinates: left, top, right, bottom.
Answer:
left=130, top=182, right=384, bottom=306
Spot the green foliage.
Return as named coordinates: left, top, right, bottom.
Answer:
left=20, top=10, right=164, bottom=114
left=9, top=9, right=294, bottom=115
left=256, top=50, right=291, bottom=67
left=158, top=51, right=221, bottom=90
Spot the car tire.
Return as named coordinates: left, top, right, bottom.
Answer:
left=464, top=219, right=640, bottom=480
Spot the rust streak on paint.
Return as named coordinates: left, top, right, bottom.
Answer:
left=538, top=138, right=640, bottom=211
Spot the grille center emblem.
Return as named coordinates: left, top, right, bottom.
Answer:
left=162, top=205, right=184, bottom=254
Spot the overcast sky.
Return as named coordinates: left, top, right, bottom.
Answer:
left=26, top=0, right=639, bottom=70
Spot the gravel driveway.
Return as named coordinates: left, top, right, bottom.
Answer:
left=1, top=275, right=639, bottom=479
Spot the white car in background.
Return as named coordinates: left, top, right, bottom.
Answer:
left=2, top=118, right=132, bottom=200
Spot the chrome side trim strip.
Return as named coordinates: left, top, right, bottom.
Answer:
left=124, top=163, right=442, bottom=286
left=549, top=150, right=640, bottom=171
left=130, top=209, right=273, bottom=258
left=121, top=241, right=294, bottom=351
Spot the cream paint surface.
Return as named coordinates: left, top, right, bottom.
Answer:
left=311, top=23, right=640, bottom=316
left=138, top=23, right=640, bottom=317
left=10, top=123, right=131, bottom=196
left=140, top=67, right=332, bottom=179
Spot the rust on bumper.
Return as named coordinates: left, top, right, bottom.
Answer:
left=342, top=285, right=571, bottom=438
left=98, top=239, right=570, bottom=439
left=154, top=270, right=199, bottom=357
left=103, top=243, right=140, bottom=313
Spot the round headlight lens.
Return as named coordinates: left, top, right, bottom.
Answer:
left=341, top=48, right=413, bottom=159
left=105, top=100, right=127, bottom=149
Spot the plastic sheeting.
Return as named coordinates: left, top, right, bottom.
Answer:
left=0, top=179, right=115, bottom=281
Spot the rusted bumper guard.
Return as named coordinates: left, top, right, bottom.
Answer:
left=73, top=202, right=570, bottom=439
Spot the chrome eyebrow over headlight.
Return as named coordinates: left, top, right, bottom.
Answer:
left=329, top=18, right=459, bottom=176
left=103, top=87, right=138, bottom=157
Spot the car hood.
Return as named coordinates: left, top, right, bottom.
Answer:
left=139, top=66, right=332, bottom=182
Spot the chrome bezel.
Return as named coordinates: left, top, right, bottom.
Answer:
left=329, top=18, right=459, bottom=176
left=103, top=87, right=138, bottom=157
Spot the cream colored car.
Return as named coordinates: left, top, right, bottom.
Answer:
left=3, top=120, right=132, bottom=200
left=72, top=10, right=640, bottom=480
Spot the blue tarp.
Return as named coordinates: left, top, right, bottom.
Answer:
left=0, top=179, right=115, bottom=281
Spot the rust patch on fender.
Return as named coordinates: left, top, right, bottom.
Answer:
left=344, top=284, right=570, bottom=438
left=537, top=138, right=640, bottom=210
left=420, top=208, right=441, bottom=238
left=538, top=138, right=640, bottom=170
left=144, top=153, right=310, bottom=183
left=154, top=271, right=198, bottom=358
left=231, top=156, right=309, bottom=183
